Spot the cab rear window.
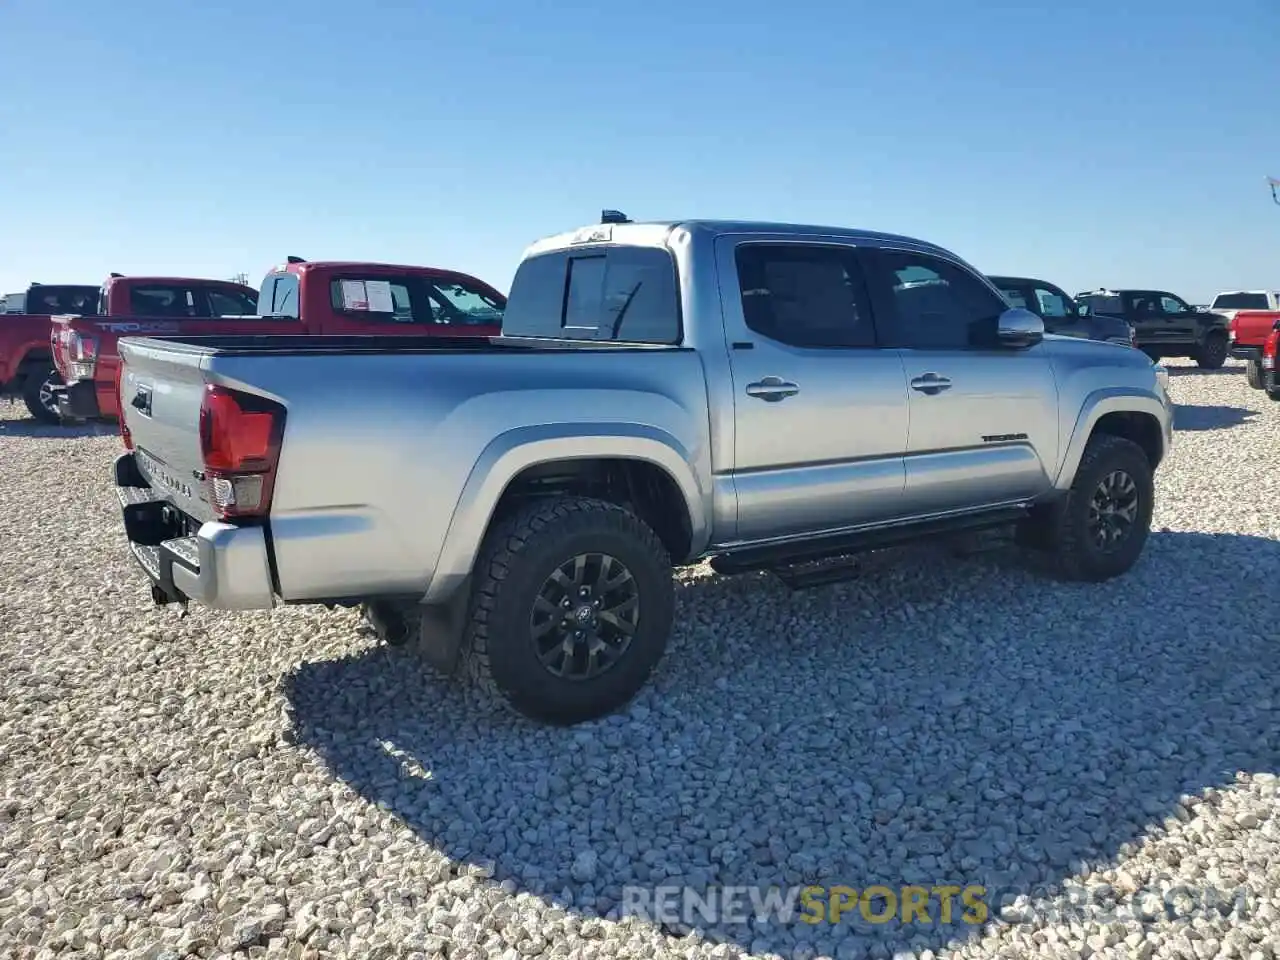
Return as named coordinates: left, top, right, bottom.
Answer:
left=502, top=246, right=681, bottom=344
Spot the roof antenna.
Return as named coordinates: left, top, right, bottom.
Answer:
left=600, top=209, right=631, bottom=224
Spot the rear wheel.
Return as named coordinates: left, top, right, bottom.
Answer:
left=21, top=369, right=62, bottom=424
left=1193, top=332, right=1228, bottom=369
left=1247, top=359, right=1264, bottom=389
left=464, top=496, right=674, bottom=725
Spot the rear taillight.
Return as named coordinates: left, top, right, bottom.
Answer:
left=66, top=330, right=99, bottom=380
left=1264, top=332, right=1278, bottom=369
left=198, top=385, right=286, bottom=520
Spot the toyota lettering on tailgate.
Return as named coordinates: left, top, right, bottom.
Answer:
left=137, top=450, right=197, bottom=500
left=96, top=321, right=182, bottom=334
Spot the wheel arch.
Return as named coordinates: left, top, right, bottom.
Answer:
left=1053, top=389, right=1170, bottom=490
left=422, top=423, right=711, bottom=604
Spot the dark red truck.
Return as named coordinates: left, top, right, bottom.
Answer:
left=1, top=283, right=100, bottom=422
left=51, top=259, right=506, bottom=421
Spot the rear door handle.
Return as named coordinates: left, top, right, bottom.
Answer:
left=745, top=376, right=800, bottom=402
left=909, top=373, right=952, bottom=395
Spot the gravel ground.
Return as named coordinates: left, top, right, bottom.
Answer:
left=1, top=359, right=1278, bottom=960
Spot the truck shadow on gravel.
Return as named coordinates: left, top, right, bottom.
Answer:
left=282, top=530, right=1280, bottom=958
left=0, top=416, right=116, bottom=439
left=1173, top=404, right=1257, bottom=431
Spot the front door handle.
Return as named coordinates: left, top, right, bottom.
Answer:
left=909, top=373, right=952, bottom=395
left=745, top=376, right=800, bottom=402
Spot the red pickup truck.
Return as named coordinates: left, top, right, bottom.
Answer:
left=50, top=274, right=259, bottom=421
left=1214, top=291, right=1280, bottom=387
left=1, top=283, right=100, bottom=422
left=52, top=260, right=507, bottom=421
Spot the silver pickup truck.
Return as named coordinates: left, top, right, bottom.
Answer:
left=112, top=215, right=1174, bottom=725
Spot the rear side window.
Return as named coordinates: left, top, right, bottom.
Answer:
left=502, top=246, right=680, bottom=343
left=328, top=275, right=505, bottom=327
left=129, top=285, right=199, bottom=317
left=734, top=243, right=876, bottom=348
left=206, top=287, right=257, bottom=317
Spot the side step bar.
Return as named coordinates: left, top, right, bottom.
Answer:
left=709, top=505, right=1031, bottom=583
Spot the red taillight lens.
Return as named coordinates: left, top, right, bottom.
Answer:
left=198, top=385, right=285, bottom=519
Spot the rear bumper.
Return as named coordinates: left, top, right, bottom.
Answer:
left=113, top=452, right=276, bottom=610
left=52, top=380, right=101, bottom=420
left=1229, top=345, right=1262, bottom=362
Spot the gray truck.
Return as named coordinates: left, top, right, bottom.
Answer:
left=111, top=215, right=1174, bottom=725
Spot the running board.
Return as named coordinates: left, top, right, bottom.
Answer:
left=709, top=505, right=1031, bottom=580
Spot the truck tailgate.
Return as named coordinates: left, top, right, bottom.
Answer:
left=118, top=339, right=219, bottom=524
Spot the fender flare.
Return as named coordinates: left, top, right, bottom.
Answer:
left=422, top=421, right=711, bottom=604
left=1052, top=387, right=1171, bottom=490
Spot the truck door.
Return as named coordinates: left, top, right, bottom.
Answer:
left=1157, top=291, right=1197, bottom=345
left=714, top=237, right=910, bottom=543
left=859, top=247, right=1059, bottom=517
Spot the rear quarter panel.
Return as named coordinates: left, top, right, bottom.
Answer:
left=0, top=315, right=55, bottom=383
left=203, top=348, right=714, bottom=603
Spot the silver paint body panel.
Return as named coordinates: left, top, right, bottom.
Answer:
left=117, top=220, right=1173, bottom=610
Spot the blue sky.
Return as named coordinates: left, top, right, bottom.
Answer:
left=2, top=0, right=1277, bottom=303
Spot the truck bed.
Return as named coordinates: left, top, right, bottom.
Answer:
left=118, top=333, right=683, bottom=357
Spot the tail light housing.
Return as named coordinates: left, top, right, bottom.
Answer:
left=65, top=330, right=99, bottom=380
left=1263, top=326, right=1279, bottom=370
left=198, top=385, right=286, bottom=520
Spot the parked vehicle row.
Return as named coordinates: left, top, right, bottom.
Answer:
left=0, top=283, right=100, bottom=420
left=49, top=260, right=506, bottom=421
left=108, top=214, right=1175, bottom=726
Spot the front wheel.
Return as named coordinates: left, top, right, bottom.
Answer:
left=1193, top=333, right=1228, bottom=370
left=464, top=496, right=674, bottom=725
left=1038, top=435, right=1154, bottom=582
left=21, top=369, right=62, bottom=424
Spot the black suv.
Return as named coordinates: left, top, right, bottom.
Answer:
left=988, top=275, right=1134, bottom=346
left=1075, top=288, right=1230, bottom=368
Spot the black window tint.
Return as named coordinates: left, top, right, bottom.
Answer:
left=502, top=247, right=680, bottom=344
left=877, top=251, right=1005, bottom=349
left=1082, top=294, right=1122, bottom=315
left=130, top=285, right=198, bottom=317
left=734, top=244, right=874, bottom=348
left=1127, top=293, right=1159, bottom=316
left=207, top=288, right=257, bottom=317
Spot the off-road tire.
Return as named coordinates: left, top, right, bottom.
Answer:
left=21, top=369, right=61, bottom=424
left=1037, top=434, right=1154, bottom=582
left=463, top=496, right=674, bottom=725
left=1247, top=359, right=1264, bottom=389
left=1193, top=332, right=1229, bottom=370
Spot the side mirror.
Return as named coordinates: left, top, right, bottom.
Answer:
left=996, top=307, right=1044, bottom=348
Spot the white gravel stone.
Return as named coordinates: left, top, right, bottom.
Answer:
left=1, top=360, right=1278, bottom=960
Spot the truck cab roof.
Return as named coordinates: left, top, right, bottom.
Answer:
left=524, top=218, right=961, bottom=263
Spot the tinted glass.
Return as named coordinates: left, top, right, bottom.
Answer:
left=734, top=243, right=876, bottom=348
left=1211, top=293, right=1269, bottom=310
left=25, top=285, right=100, bottom=315
left=423, top=279, right=504, bottom=326
left=129, top=286, right=198, bottom=317
left=996, top=285, right=1031, bottom=310
left=1034, top=286, right=1073, bottom=318
left=207, top=288, right=257, bottom=317
left=502, top=247, right=680, bottom=344
left=1080, top=294, right=1123, bottom=315
left=876, top=251, right=1006, bottom=349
